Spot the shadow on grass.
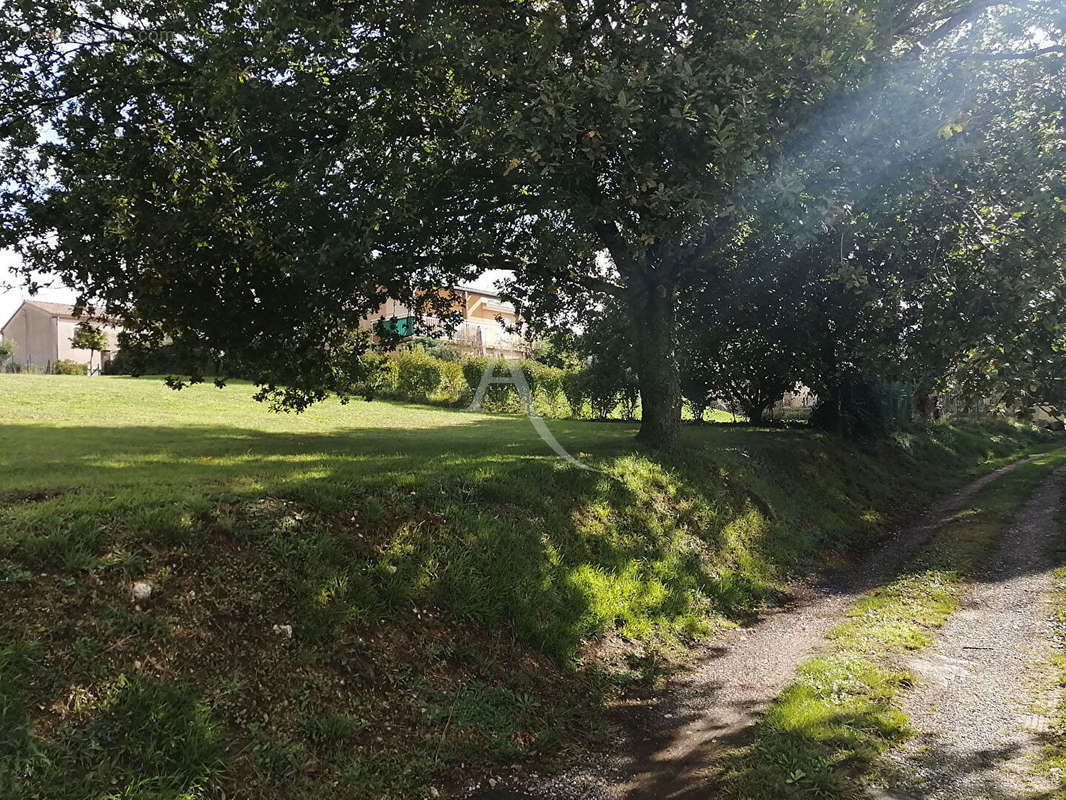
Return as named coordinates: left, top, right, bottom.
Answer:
left=0, top=414, right=805, bottom=798
left=0, top=417, right=793, bottom=664
left=0, top=412, right=1056, bottom=799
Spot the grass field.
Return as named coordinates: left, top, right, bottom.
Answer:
left=0, top=374, right=1055, bottom=799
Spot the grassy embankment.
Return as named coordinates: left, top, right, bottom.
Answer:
left=1040, top=483, right=1066, bottom=796
left=0, top=374, right=1054, bottom=799
left=721, top=451, right=1066, bottom=799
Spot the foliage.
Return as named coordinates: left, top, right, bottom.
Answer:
left=52, top=359, right=87, bottom=375
left=458, top=357, right=519, bottom=412
left=810, top=380, right=913, bottom=437
left=408, top=336, right=463, bottom=362
left=561, top=368, right=589, bottom=419
left=0, top=339, right=14, bottom=365
left=679, top=363, right=714, bottom=423
left=432, top=359, right=468, bottom=405
left=524, top=361, right=563, bottom=402
left=69, top=321, right=106, bottom=354
left=584, top=359, right=623, bottom=421
left=104, top=341, right=208, bottom=377
left=527, top=338, right=581, bottom=370
left=347, top=352, right=391, bottom=401
left=6, top=2, right=1063, bottom=448
left=390, top=348, right=443, bottom=403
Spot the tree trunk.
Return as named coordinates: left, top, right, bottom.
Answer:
left=745, top=405, right=766, bottom=427
left=627, top=278, right=682, bottom=451
left=914, top=388, right=936, bottom=422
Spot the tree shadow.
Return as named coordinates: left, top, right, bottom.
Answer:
left=0, top=415, right=796, bottom=665
left=0, top=411, right=1055, bottom=798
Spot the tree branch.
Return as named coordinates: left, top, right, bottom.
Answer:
left=959, top=44, right=1066, bottom=60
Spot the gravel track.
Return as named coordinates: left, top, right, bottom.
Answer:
left=467, top=456, right=1048, bottom=800
left=875, top=466, right=1066, bottom=800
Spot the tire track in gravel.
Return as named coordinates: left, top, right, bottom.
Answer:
left=468, top=454, right=1051, bottom=800
left=874, top=466, right=1066, bottom=800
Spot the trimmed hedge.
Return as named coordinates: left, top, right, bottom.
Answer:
left=373, top=347, right=596, bottom=418
left=392, top=348, right=443, bottom=401
left=53, top=360, right=88, bottom=376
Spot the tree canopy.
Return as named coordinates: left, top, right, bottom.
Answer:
left=2, top=0, right=1064, bottom=443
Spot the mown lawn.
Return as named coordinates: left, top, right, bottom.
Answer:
left=0, top=375, right=1054, bottom=799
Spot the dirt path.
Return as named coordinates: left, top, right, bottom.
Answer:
left=467, top=456, right=1048, bottom=800
left=874, top=467, right=1066, bottom=800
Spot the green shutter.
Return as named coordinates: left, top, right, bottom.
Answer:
left=376, top=316, right=416, bottom=338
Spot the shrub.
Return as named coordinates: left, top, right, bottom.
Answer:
left=348, top=352, right=391, bottom=401
left=104, top=343, right=213, bottom=376
left=391, top=348, right=442, bottom=402
left=585, top=360, right=622, bottom=419
left=53, top=360, right=88, bottom=375
left=561, top=367, right=589, bottom=418
left=811, top=379, right=912, bottom=437
left=460, top=357, right=522, bottom=412
left=525, top=360, right=567, bottom=416
left=432, top=360, right=467, bottom=404
left=461, top=356, right=488, bottom=404
left=409, top=336, right=463, bottom=362
left=619, top=379, right=640, bottom=421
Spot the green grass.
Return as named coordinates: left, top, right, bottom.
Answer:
left=0, top=374, right=1056, bottom=799
left=1040, top=486, right=1066, bottom=795
left=720, top=453, right=1066, bottom=799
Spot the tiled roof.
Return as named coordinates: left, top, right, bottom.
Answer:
left=24, top=301, right=83, bottom=318
left=1, top=300, right=116, bottom=333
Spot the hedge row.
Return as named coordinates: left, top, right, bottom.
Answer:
left=355, top=347, right=640, bottom=420
left=2, top=359, right=88, bottom=375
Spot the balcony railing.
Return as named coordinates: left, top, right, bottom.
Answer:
left=446, top=319, right=526, bottom=355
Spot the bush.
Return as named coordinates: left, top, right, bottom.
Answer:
left=348, top=352, right=391, bottom=400
left=561, top=368, right=589, bottom=418
left=524, top=360, right=567, bottom=416
left=811, top=379, right=912, bottom=437
left=432, top=360, right=467, bottom=404
left=52, top=360, right=88, bottom=375
left=390, top=348, right=442, bottom=402
left=460, top=357, right=522, bottom=412
left=585, top=360, right=623, bottom=420
left=409, top=336, right=463, bottom=362
left=104, top=343, right=212, bottom=376
left=619, top=380, right=640, bottom=421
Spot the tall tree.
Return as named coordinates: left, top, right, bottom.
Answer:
left=2, top=0, right=1063, bottom=445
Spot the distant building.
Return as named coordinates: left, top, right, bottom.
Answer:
left=0, top=301, right=122, bottom=373
left=363, top=285, right=527, bottom=359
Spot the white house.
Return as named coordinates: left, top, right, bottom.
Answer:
left=0, top=301, right=122, bottom=373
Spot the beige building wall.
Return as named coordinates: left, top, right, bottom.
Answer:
left=363, top=287, right=526, bottom=359
left=55, top=317, right=122, bottom=371
left=1, top=302, right=123, bottom=372
left=1, top=303, right=57, bottom=367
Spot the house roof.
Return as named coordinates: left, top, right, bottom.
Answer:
left=453, top=285, right=518, bottom=313
left=455, top=284, right=503, bottom=299
left=24, top=301, right=85, bottom=319
left=0, top=300, right=115, bottom=334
